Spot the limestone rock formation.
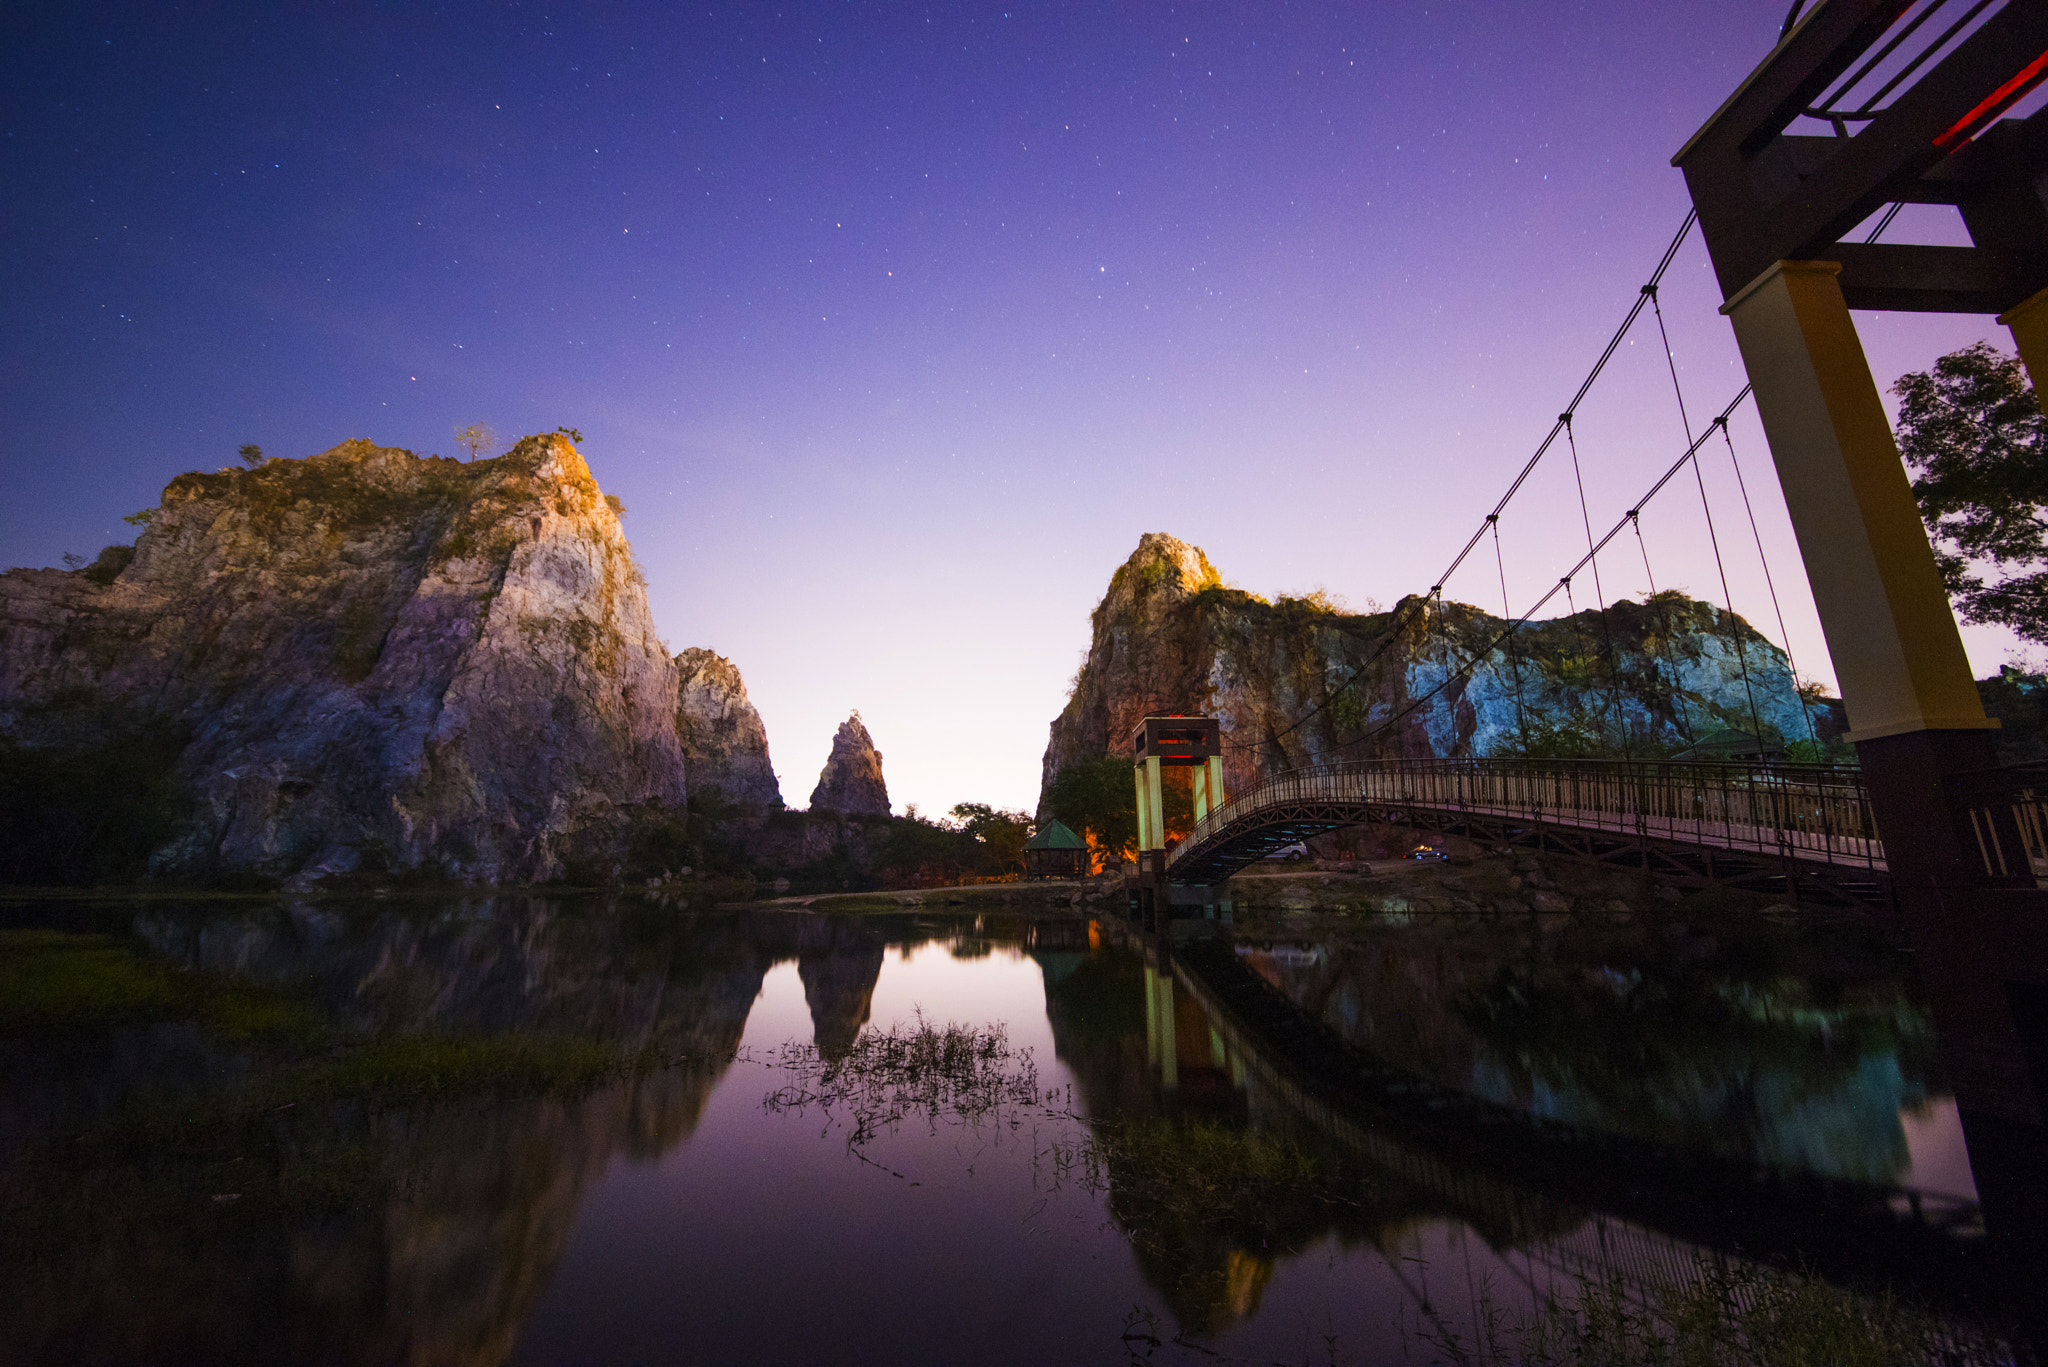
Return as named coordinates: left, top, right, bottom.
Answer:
left=808, top=711, right=890, bottom=816
left=0, top=434, right=685, bottom=884
left=674, top=647, right=782, bottom=810
left=1040, top=532, right=1824, bottom=810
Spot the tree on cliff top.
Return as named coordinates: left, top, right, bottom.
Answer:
left=454, top=422, right=497, bottom=462
left=1894, top=341, right=2048, bottom=645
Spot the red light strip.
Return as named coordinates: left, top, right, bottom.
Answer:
left=1933, top=47, right=2048, bottom=149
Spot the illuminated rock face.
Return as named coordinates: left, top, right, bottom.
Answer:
left=674, top=648, right=781, bottom=810
left=808, top=712, right=890, bottom=817
left=1039, top=533, right=1822, bottom=808
left=0, top=434, right=685, bottom=884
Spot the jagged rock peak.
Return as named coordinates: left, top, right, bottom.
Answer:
left=674, top=647, right=781, bottom=810
left=808, top=710, right=889, bottom=817
left=0, top=432, right=684, bottom=885
left=1094, top=532, right=1224, bottom=626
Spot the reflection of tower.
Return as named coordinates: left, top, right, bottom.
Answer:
left=1145, top=963, right=1178, bottom=1091
left=797, top=942, right=886, bottom=1058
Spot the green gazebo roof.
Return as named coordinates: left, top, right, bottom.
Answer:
left=1024, top=819, right=1087, bottom=851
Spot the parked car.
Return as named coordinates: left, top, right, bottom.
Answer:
left=1405, top=844, right=1448, bottom=862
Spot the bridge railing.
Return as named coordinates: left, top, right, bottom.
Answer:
left=1176, top=757, right=1883, bottom=871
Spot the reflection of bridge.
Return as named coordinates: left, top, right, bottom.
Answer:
left=1137, top=932, right=2004, bottom=1319
left=1168, top=756, right=1892, bottom=906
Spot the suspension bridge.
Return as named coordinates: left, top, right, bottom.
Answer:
left=1105, top=0, right=2048, bottom=1252
left=1166, top=754, right=1895, bottom=905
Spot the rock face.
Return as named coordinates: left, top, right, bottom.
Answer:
left=1040, top=532, right=1824, bottom=808
left=808, top=712, right=890, bottom=816
left=0, top=434, right=685, bottom=884
left=674, top=647, right=781, bottom=810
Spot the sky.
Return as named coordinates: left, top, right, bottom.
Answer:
left=1, top=1, right=2034, bottom=817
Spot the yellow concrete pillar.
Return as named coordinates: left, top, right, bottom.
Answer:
left=1721, top=260, right=1993, bottom=743
left=1133, top=765, right=1153, bottom=853
left=1205, top=755, right=1226, bottom=811
left=1998, top=286, right=2048, bottom=419
left=1138, top=754, right=1171, bottom=848
left=1192, top=764, right=1210, bottom=824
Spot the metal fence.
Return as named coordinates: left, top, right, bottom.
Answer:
left=1946, top=759, right=2048, bottom=888
left=1176, top=757, right=1884, bottom=872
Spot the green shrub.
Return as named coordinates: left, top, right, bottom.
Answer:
left=0, top=715, right=190, bottom=885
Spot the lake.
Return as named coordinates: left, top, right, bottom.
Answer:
left=0, top=875, right=2028, bottom=1364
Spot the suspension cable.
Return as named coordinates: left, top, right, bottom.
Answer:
left=1431, top=211, right=1699, bottom=596
left=1629, top=505, right=1698, bottom=747
left=1691, top=419, right=1768, bottom=747
left=1219, top=211, right=1703, bottom=754
left=1563, top=411, right=1629, bottom=751
left=1651, top=280, right=1767, bottom=749
left=1719, top=418, right=1821, bottom=746
left=1212, top=211, right=1712, bottom=758
left=1336, top=387, right=1753, bottom=756
left=1493, top=515, right=1530, bottom=747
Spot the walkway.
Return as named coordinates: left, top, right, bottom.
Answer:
left=1169, top=757, right=1888, bottom=904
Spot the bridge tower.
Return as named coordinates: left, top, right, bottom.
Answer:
left=1674, top=0, right=2048, bottom=1254
left=1129, top=715, right=1223, bottom=924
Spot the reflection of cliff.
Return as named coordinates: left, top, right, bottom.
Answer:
left=133, top=897, right=771, bottom=1062
left=2, top=901, right=796, bottom=1367
left=797, top=931, right=886, bottom=1059
left=1241, top=924, right=1937, bottom=1185
left=287, top=1071, right=714, bottom=1367
left=4, top=1069, right=710, bottom=1367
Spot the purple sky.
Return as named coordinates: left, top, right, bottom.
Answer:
left=1, top=2, right=2026, bottom=815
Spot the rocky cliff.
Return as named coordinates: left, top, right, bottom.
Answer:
left=0, top=434, right=685, bottom=885
left=808, top=711, right=890, bottom=816
left=1040, top=533, right=1823, bottom=806
left=675, top=647, right=782, bottom=810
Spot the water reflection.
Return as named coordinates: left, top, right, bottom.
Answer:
left=0, top=895, right=2013, bottom=1365
left=1233, top=924, right=1948, bottom=1188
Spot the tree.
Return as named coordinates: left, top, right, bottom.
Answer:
left=237, top=443, right=263, bottom=468
left=1044, top=756, right=1138, bottom=868
left=948, top=802, right=1033, bottom=877
left=1893, top=341, right=2048, bottom=644
left=454, top=422, right=496, bottom=462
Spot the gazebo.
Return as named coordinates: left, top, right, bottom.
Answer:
left=1023, top=819, right=1089, bottom=880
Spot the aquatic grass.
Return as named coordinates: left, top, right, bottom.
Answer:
left=0, top=927, right=677, bottom=1252
left=0, top=928, right=318, bottom=1041
left=763, top=1013, right=1057, bottom=1161
left=294, top=1033, right=639, bottom=1105
left=1413, top=1260, right=2013, bottom=1367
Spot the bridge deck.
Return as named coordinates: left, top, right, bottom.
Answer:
left=1170, top=758, right=1888, bottom=896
